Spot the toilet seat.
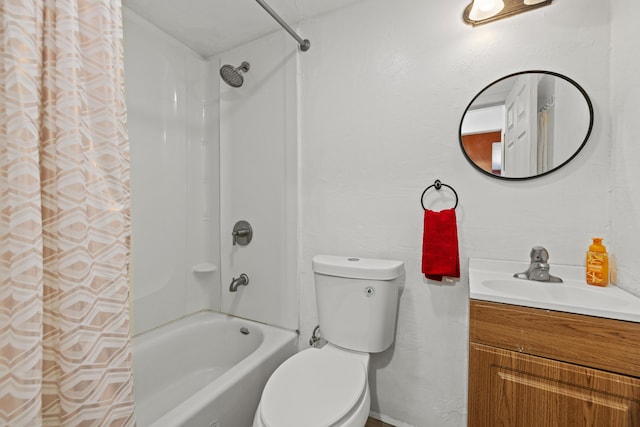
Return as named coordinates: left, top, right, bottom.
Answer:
left=259, top=348, right=367, bottom=427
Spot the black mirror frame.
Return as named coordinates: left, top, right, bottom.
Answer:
left=459, top=70, right=594, bottom=181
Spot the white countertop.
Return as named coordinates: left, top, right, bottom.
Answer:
left=469, top=258, right=640, bottom=323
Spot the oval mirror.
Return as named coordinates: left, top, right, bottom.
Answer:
left=459, top=71, right=593, bottom=180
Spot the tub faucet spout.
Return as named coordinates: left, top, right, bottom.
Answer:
left=229, top=273, right=249, bottom=292
left=514, top=246, right=563, bottom=283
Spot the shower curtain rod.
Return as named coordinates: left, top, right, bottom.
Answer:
left=255, top=0, right=310, bottom=52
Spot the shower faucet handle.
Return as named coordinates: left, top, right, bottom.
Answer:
left=232, top=220, right=253, bottom=246
left=232, top=229, right=250, bottom=245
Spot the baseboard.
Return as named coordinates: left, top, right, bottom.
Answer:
left=368, top=411, right=417, bottom=427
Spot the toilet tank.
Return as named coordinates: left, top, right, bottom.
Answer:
left=312, top=255, right=404, bottom=353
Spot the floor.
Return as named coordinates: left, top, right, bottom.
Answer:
left=365, top=417, right=395, bottom=427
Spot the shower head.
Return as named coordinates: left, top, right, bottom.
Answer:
left=220, top=61, right=250, bottom=88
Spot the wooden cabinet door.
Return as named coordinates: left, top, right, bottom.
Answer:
left=469, top=343, right=640, bottom=427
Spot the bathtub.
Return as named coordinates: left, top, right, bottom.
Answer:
left=133, top=311, right=298, bottom=427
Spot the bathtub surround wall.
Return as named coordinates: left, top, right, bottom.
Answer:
left=218, top=32, right=299, bottom=331
left=298, top=0, right=612, bottom=425
left=125, top=8, right=298, bottom=334
left=124, top=8, right=220, bottom=334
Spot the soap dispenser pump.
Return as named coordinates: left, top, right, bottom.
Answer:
left=586, top=238, right=608, bottom=287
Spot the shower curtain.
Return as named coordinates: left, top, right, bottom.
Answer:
left=0, top=0, right=135, bottom=425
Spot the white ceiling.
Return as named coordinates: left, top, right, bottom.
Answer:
left=123, top=0, right=364, bottom=58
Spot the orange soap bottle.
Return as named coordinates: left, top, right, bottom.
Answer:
left=586, top=238, right=609, bottom=287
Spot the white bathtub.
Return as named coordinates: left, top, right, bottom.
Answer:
left=133, top=311, right=298, bottom=427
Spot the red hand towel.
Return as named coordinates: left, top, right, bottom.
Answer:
left=422, top=208, right=460, bottom=281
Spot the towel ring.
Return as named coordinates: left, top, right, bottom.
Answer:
left=421, top=179, right=458, bottom=210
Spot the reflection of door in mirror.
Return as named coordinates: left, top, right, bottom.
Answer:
left=504, top=74, right=537, bottom=178
left=459, top=71, right=593, bottom=180
left=460, top=105, right=505, bottom=176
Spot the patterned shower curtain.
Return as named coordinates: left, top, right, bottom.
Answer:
left=0, top=0, right=135, bottom=425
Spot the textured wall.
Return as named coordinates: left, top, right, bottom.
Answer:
left=611, top=0, right=640, bottom=297
left=298, top=0, right=611, bottom=425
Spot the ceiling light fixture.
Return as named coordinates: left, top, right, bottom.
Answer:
left=468, top=0, right=505, bottom=21
left=463, top=0, right=553, bottom=26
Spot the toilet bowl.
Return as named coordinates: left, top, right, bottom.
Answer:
left=253, top=345, right=370, bottom=427
left=253, top=255, right=404, bottom=427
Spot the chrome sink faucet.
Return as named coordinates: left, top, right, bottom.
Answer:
left=514, top=246, right=563, bottom=283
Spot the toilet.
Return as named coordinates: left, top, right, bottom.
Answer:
left=253, top=255, right=404, bottom=427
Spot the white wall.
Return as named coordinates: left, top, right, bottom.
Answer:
left=610, top=0, right=640, bottom=297
left=124, top=8, right=220, bottom=334
left=553, top=77, right=591, bottom=165
left=297, top=0, right=611, bottom=425
left=460, top=105, right=505, bottom=135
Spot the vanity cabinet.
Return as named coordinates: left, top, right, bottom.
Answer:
left=468, top=300, right=640, bottom=427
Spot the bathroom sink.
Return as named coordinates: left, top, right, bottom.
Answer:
left=469, top=258, right=640, bottom=323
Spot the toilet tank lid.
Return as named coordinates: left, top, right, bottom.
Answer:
left=312, top=255, right=404, bottom=280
